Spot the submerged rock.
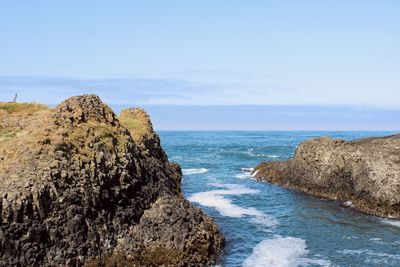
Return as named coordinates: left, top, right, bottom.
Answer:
left=254, top=135, right=400, bottom=218
left=0, top=95, right=223, bottom=266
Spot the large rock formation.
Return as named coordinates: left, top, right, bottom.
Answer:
left=0, top=95, right=223, bottom=266
left=254, top=135, right=400, bottom=218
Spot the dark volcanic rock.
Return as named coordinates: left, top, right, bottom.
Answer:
left=0, top=95, right=223, bottom=266
left=113, top=197, right=222, bottom=266
left=254, top=135, right=400, bottom=218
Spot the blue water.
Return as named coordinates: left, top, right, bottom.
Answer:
left=159, top=131, right=400, bottom=267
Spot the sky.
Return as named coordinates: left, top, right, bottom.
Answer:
left=0, top=1, right=399, bottom=130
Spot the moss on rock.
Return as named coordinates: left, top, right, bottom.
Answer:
left=0, top=95, right=223, bottom=266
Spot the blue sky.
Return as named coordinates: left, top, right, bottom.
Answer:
left=0, top=1, right=399, bottom=129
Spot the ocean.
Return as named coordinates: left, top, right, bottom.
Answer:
left=159, top=131, right=400, bottom=267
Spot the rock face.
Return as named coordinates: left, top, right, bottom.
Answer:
left=0, top=95, right=223, bottom=266
left=254, top=135, right=400, bottom=218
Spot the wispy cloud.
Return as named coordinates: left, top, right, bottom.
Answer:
left=0, top=75, right=397, bottom=109
left=0, top=75, right=296, bottom=105
left=1, top=76, right=399, bottom=130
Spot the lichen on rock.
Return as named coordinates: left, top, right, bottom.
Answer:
left=0, top=94, right=223, bottom=266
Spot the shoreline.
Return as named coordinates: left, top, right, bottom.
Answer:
left=253, top=134, right=400, bottom=219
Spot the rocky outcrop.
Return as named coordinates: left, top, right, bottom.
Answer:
left=0, top=95, right=223, bottom=266
left=119, top=108, right=183, bottom=197
left=254, top=135, right=400, bottom=218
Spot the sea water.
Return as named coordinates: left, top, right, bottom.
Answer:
left=159, top=131, right=400, bottom=267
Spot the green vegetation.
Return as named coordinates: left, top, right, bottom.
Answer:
left=67, top=121, right=130, bottom=164
left=120, top=117, right=143, bottom=130
left=0, top=127, right=19, bottom=146
left=119, top=108, right=153, bottom=143
left=119, top=116, right=147, bottom=141
left=0, top=102, right=49, bottom=115
left=0, top=102, right=49, bottom=148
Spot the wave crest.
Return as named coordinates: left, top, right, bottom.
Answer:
left=188, top=184, right=277, bottom=227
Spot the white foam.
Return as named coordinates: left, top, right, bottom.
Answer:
left=344, top=200, right=353, bottom=207
left=246, top=148, right=256, bottom=157
left=245, top=149, right=280, bottom=158
left=243, top=236, right=331, bottom=267
left=235, top=172, right=251, bottom=179
left=381, top=218, right=400, bottom=228
left=241, top=167, right=254, bottom=172
left=188, top=184, right=277, bottom=227
left=235, top=167, right=258, bottom=179
left=369, top=237, right=386, bottom=245
left=182, top=168, right=209, bottom=175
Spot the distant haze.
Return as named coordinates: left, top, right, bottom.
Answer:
left=123, top=105, right=400, bottom=131
left=0, top=78, right=399, bottom=131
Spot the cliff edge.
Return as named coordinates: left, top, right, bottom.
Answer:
left=254, top=135, right=400, bottom=218
left=0, top=95, right=223, bottom=266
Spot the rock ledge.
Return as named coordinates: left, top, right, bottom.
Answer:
left=254, top=134, right=400, bottom=218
